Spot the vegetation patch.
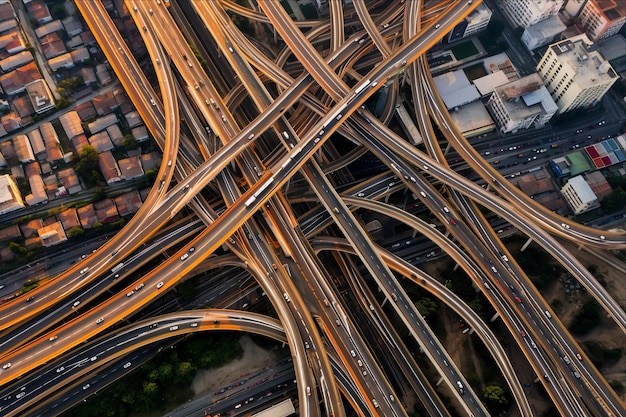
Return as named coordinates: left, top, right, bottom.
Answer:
left=450, top=41, right=478, bottom=60
left=62, top=333, right=243, bottom=417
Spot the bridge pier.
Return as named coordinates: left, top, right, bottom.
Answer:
left=520, top=237, right=533, bottom=252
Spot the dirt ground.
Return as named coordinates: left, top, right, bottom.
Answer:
left=420, top=238, right=626, bottom=414
left=190, top=335, right=281, bottom=397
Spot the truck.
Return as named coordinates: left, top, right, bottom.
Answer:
left=111, top=262, right=124, bottom=273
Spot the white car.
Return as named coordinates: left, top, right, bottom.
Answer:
left=156, top=282, right=164, bottom=289
left=123, top=362, right=131, bottom=369
left=2, top=363, right=11, bottom=369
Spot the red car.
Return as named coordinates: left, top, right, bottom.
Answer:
left=514, top=296, right=522, bottom=303
left=576, top=353, right=583, bottom=361
left=450, top=219, right=457, bottom=225
left=520, top=330, right=526, bottom=337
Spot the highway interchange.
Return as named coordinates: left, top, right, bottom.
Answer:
left=1, top=1, right=625, bottom=416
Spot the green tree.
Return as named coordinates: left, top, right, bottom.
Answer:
left=8, top=242, right=27, bottom=256
left=175, top=361, right=196, bottom=384
left=468, top=298, right=486, bottom=320
left=414, top=297, right=438, bottom=318
left=157, top=363, right=172, bottom=383
left=50, top=4, right=67, bottom=20
left=75, top=145, right=102, bottom=187
left=122, top=134, right=137, bottom=150
left=66, top=226, right=84, bottom=238
left=483, top=385, right=508, bottom=413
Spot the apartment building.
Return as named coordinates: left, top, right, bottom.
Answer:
left=536, top=34, right=617, bottom=114
left=501, top=0, right=564, bottom=28
left=487, top=73, right=557, bottom=133
left=561, top=175, right=598, bottom=214
left=577, top=0, right=626, bottom=41
left=448, top=3, right=492, bottom=42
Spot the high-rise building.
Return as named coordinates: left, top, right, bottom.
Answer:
left=536, top=34, right=618, bottom=114
left=487, top=73, right=557, bottom=133
left=577, top=0, right=626, bottom=41
left=500, top=0, right=564, bottom=28
left=448, top=3, right=492, bottom=42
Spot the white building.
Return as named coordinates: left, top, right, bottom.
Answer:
left=448, top=3, right=492, bottom=42
left=521, top=15, right=567, bottom=50
left=432, top=70, right=481, bottom=110
left=501, top=0, right=564, bottom=28
left=561, top=175, right=597, bottom=214
left=487, top=73, right=557, bottom=133
left=577, top=0, right=626, bottom=42
left=565, top=0, right=588, bottom=18
left=0, top=174, right=24, bottom=215
left=536, top=34, right=618, bottom=114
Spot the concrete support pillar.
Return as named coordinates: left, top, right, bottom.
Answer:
left=520, top=237, right=533, bottom=252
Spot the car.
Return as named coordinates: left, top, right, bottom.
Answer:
left=450, top=219, right=457, bottom=225
left=306, top=386, right=311, bottom=396
left=235, top=404, right=242, bottom=409
left=350, top=350, right=356, bottom=357
left=157, top=281, right=164, bottom=289
left=180, top=253, right=189, bottom=261
left=83, top=384, right=90, bottom=390
left=49, top=335, right=58, bottom=342
left=304, top=341, right=310, bottom=349
left=16, top=391, right=25, bottom=399
left=135, top=283, right=144, bottom=291
left=3, top=363, right=11, bottom=369
left=576, top=353, right=583, bottom=361
left=0, top=284, right=3, bottom=290
left=80, top=267, right=89, bottom=274
left=72, top=301, right=81, bottom=308
left=600, top=235, right=605, bottom=240
left=96, top=317, right=104, bottom=324
left=573, top=371, right=581, bottom=379
left=443, top=206, right=450, bottom=213
left=520, top=330, right=526, bottom=337
left=124, top=362, right=131, bottom=369
left=26, top=296, right=35, bottom=302
left=90, top=356, right=97, bottom=361
left=357, top=192, right=364, bottom=197
left=169, top=325, right=179, bottom=331
left=563, top=356, right=571, bottom=365
left=493, top=160, right=500, bottom=164
left=419, top=191, right=427, bottom=198
left=126, top=290, right=135, bottom=297
left=484, top=151, right=490, bottom=156
left=56, top=366, right=65, bottom=373
left=189, top=247, right=195, bottom=252
left=190, top=322, right=199, bottom=327
left=515, top=296, right=522, bottom=303
left=372, top=399, right=379, bottom=408
left=435, top=24, right=440, bottom=29
left=272, top=263, right=278, bottom=270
